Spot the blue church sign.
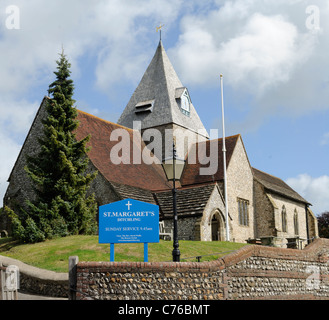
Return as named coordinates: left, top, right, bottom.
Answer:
left=99, top=199, right=159, bottom=261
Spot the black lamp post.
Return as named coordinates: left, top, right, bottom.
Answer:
left=162, top=140, right=185, bottom=262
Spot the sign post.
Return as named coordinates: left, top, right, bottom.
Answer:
left=110, top=243, right=115, bottom=262
left=99, top=199, right=159, bottom=262
left=144, top=243, right=148, bottom=262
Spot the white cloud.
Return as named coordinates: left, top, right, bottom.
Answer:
left=0, top=97, right=38, bottom=135
left=286, top=174, right=329, bottom=215
left=169, top=0, right=329, bottom=121
left=220, top=14, right=311, bottom=92
left=172, top=12, right=310, bottom=93
left=0, top=0, right=184, bottom=96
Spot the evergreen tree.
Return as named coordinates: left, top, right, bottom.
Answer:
left=10, top=51, right=97, bottom=242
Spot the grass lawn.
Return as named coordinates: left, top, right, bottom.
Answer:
left=0, top=235, right=247, bottom=273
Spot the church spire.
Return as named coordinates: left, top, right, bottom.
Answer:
left=117, top=41, right=208, bottom=159
left=118, top=41, right=207, bottom=133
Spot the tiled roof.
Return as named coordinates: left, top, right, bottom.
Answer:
left=252, top=168, right=310, bottom=204
left=180, top=135, right=240, bottom=186
left=154, top=184, right=216, bottom=219
left=111, top=182, right=156, bottom=204
left=75, top=110, right=170, bottom=191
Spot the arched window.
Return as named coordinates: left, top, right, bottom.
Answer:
left=282, top=206, right=287, bottom=233
left=238, top=198, right=249, bottom=226
left=294, top=209, right=299, bottom=235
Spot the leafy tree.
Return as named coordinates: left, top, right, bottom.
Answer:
left=318, top=211, right=329, bottom=238
left=8, top=51, right=97, bottom=242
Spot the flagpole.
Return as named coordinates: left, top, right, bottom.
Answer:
left=220, top=74, right=230, bottom=242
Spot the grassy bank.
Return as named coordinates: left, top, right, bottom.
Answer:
left=0, top=235, right=247, bottom=272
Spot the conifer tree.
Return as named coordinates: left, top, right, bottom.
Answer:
left=10, top=51, right=97, bottom=242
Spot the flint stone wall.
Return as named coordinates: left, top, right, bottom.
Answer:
left=75, top=238, right=329, bottom=300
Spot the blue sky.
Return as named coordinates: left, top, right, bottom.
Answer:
left=0, top=0, right=328, bottom=215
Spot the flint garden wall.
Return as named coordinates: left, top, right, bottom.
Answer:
left=72, top=238, right=329, bottom=300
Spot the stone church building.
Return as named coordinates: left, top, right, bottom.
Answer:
left=2, top=41, right=318, bottom=247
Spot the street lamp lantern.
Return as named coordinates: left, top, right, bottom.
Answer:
left=162, top=155, right=185, bottom=182
left=161, top=140, right=185, bottom=262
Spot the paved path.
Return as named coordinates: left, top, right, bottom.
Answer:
left=18, top=291, right=67, bottom=300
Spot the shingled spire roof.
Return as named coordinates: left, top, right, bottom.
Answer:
left=117, top=41, right=208, bottom=137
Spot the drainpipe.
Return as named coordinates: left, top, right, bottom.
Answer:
left=305, top=204, right=310, bottom=244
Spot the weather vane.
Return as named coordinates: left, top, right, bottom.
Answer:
left=156, top=24, right=164, bottom=40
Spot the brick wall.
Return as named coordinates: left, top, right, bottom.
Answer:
left=74, top=238, right=329, bottom=300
